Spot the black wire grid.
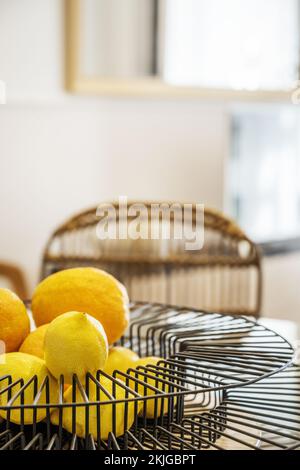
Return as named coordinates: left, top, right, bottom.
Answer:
left=0, top=302, right=299, bottom=450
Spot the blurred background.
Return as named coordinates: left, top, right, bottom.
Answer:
left=0, top=0, right=300, bottom=322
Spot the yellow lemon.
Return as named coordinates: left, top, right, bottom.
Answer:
left=135, top=356, right=176, bottom=418
left=19, top=324, right=49, bottom=359
left=51, top=375, right=140, bottom=440
left=0, top=352, right=58, bottom=424
left=104, top=347, right=139, bottom=379
left=44, top=311, right=108, bottom=383
left=0, top=288, right=30, bottom=353
left=32, top=267, right=129, bottom=344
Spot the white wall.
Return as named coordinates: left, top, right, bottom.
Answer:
left=262, top=253, right=300, bottom=321
left=0, top=0, right=299, bottom=324
left=0, top=0, right=63, bottom=101
left=0, top=100, right=227, bottom=293
left=0, top=0, right=227, bottom=293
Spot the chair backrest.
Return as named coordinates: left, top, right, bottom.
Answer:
left=0, top=262, right=28, bottom=300
left=41, top=202, right=262, bottom=317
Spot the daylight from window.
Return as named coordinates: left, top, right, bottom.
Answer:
left=162, top=0, right=299, bottom=90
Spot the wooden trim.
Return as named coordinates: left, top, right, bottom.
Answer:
left=68, top=77, right=294, bottom=102
left=65, top=0, right=81, bottom=91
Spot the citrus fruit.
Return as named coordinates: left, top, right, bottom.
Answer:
left=32, top=268, right=129, bottom=344
left=0, top=288, right=30, bottom=353
left=51, top=375, right=141, bottom=440
left=0, top=352, right=58, bottom=424
left=44, top=311, right=108, bottom=383
left=104, top=347, right=139, bottom=378
left=19, top=324, right=49, bottom=359
left=135, top=356, right=176, bottom=418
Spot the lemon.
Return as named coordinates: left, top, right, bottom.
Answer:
left=135, top=356, right=176, bottom=418
left=44, top=311, right=108, bottom=383
left=0, top=352, right=58, bottom=424
left=19, top=324, right=49, bottom=359
left=32, top=268, right=129, bottom=344
left=104, top=347, right=139, bottom=379
left=0, top=288, right=30, bottom=353
left=51, top=375, right=140, bottom=440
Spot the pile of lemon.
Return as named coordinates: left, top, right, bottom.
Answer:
left=0, top=268, right=170, bottom=440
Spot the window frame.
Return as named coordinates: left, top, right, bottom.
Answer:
left=65, top=0, right=300, bottom=98
left=227, top=101, right=300, bottom=255
left=259, top=237, right=300, bottom=256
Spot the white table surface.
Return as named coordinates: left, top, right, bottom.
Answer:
left=258, top=318, right=300, bottom=346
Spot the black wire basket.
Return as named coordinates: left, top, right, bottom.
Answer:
left=0, top=302, right=298, bottom=451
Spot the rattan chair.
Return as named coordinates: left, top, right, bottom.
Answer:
left=41, top=202, right=262, bottom=317
left=0, top=261, right=28, bottom=299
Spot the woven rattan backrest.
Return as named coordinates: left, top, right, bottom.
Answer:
left=41, top=202, right=262, bottom=317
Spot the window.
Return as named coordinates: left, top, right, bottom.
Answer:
left=159, top=0, right=300, bottom=246
left=161, top=0, right=300, bottom=90
left=229, top=106, right=300, bottom=243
